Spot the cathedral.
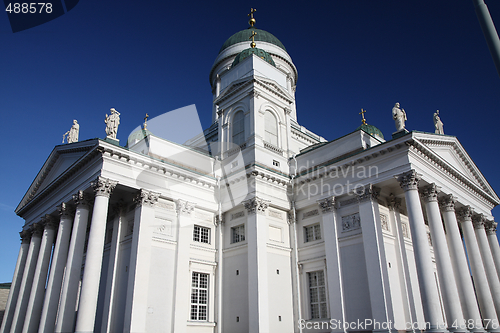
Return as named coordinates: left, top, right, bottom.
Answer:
left=2, top=10, right=500, bottom=333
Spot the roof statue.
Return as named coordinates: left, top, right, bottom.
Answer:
left=392, top=102, right=407, bottom=132
left=434, top=110, right=444, bottom=134
left=105, top=108, right=120, bottom=140
left=62, top=119, right=79, bottom=143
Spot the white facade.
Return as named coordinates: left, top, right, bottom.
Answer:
left=2, top=23, right=500, bottom=333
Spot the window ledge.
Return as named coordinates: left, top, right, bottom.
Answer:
left=187, top=321, right=216, bottom=327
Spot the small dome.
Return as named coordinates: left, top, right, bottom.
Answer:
left=357, top=123, right=384, bottom=140
left=127, top=128, right=153, bottom=147
left=219, top=27, right=286, bottom=54
left=232, top=48, right=276, bottom=68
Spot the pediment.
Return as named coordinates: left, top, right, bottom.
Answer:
left=414, top=134, right=496, bottom=199
left=16, top=139, right=98, bottom=213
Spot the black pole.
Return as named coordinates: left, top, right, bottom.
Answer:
left=473, top=0, right=500, bottom=78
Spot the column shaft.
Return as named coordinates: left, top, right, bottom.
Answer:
left=22, top=217, right=57, bottom=333
left=459, top=207, right=499, bottom=331
left=422, top=185, right=465, bottom=332
left=474, top=215, right=500, bottom=320
left=55, top=192, right=91, bottom=333
left=486, top=222, right=500, bottom=281
left=398, top=170, right=444, bottom=331
left=38, top=204, right=74, bottom=333
left=0, top=232, right=30, bottom=333
left=440, top=196, right=483, bottom=332
left=10, top=224, right=43, bottom=333
left=74, top=177, right=116, bottom=333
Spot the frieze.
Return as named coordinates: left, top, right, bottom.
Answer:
left=157, top=201, right=175, bottom=211
left=302, top=209, right=319, bottom=220
left=401, top=223, right=410, bottom=239
left=176, top=200, right=196, bottom=216
left=342, top=213, right=361, bottom=232
left=268, top=209, right=283, bottom=219
left=380, top=214, right=390, bottom=232
left=231, top=211, right=245, bottom=220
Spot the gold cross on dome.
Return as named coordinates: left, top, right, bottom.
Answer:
left=359, top=109, right=367, bottom=125
left=248, top=8, right=256, bottom=27
left=249, top=30, right=257, bottom=48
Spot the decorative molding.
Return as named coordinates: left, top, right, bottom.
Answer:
left=284, top=107, right=292, bottom=115
left=287, top=210, right=296, bottom=225
left=215, top=214, right=225, bottom=225
left=486, top=221, right=497, bottom=235
left=317, top=197, right=335, bottom=214
left=302, top=209, right=319, bottom=220
left=248, top=90, right=261, bottom=99
left=397, top=170, right=420, bottom=191
left=243, top=197, right=270, bottom=215
left=73, top=190, right=92, bottom=208
left=268, top=209, right=283, bottom=219
left=176, top=199, right=196, bottom=216
left=421, top=183, right=440, bottom=202
left=263, top=142, right=284, bottom=156
left=91, top=176, right=118, bottom=198
left=380, top=214, right=390, bottom=231
left=356, top=184, right=380, bottom=202
left=472, top=214, right=486, bottom=230
left=340, top=197, right=358, bottom=207
left=58, top=202, right=74, bottom=218
left=231, top=211, right=245, bottom=220
left=134, top=189, right=160, bottom=208
left=438, top=194, right=456, bottom=212
left=157, top=201, right=175, bottom=211
left=457, top=206, right=474, bottom=222
left=342, top=213, right=361, bottom=232
left=401, top=223, right=410, bottom=239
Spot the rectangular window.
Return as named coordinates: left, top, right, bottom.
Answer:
left=308, top=270, right=327, bottom=319
left=304, top=224, right=321, bottom=242
left=231, top=224, right=245, bottom=243
left=193, top=225, right=210, bottom=244
left=190, top=272, right=209, bottom=321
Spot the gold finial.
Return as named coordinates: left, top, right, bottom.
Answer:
left=249, top=30, right=257, bottom=48
left=143, top=113, right=149, bottom=130
left=248, top=8, right=256, bottom=27
left=359, top=109, right=367, bottom=125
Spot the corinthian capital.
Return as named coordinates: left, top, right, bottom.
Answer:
left=318, top=197, right=335, bottom=214
left=472, top=214, right=486, bottom=229
left=41, top=214, right=58, bottom=230
left=91, top=176, right=118, bottom=198
left=457, top=206, right=474, bottom=222
left=438, top=194, right=456, bottom=212
left=176, top=199, right=196, bottom=216
left=30, top=222, right=44, bottom=237
left=134, top=189, right=160, bottom=208
left=243, top=196, right=270, bottom=215
left=19, top=229, right=31, bottom=243
left=387, top=194, right=401, bottom=211
left=356, top=184, right=380, bottom=202
left=421, top=183, right=440, bottom=202
left=73, top=190, right=92, bottom=208
left=486, top=221, right=497, bottom=235
left=58, top=202, right=74, bottom=218
left=397, top=170, right=420, bottom=191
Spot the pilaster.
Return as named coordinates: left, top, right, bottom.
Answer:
left=356, top=184, right=394, bottom=332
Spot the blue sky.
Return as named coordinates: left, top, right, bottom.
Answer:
left=0, top=0, right=499, bottom=282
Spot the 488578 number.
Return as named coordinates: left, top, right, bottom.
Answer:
left=5, top=3, right=53, bottom=13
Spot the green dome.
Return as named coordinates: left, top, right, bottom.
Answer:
left=219, top=27, right=286, bottom=54
left=357, top=123, right=384, bottom=140
left=232, top=48, right=276, bottom=67
left=127, top=128, right=153, bottom=147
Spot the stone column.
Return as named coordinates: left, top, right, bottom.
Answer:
left=9, top=223, right=43, bottom=333
left=123, top=190, right=159, bottom=333
left=244, top=196, right=270, bottom=333
left=172, top=199, right=196, bottom=333
left=474, top=214, right=500, bottom=320
left=317, top=197, right=345, bottom=328
left=38, top=203, right=74, bottom=333
left=439, top=195, right=484, bottom=332
left=486, top=221, right=500, bottom=281
left=458, top=206, right=499, bottom=331
left=22, top=215, right=58, bottom=333
left=421, top=185, right=466, bottom=332
left=388, top=195, right=420, bottom=331
left=74, top=177, right=117, bottom=333
left=100, top=203, right=126, bottom=333
left=0, top=230, right=31, bottom=333
left=397, top=170, right=445, bottom=331
left=55, top=191, right=92, bottom=333
left=356, top=185, right=394, bottom=332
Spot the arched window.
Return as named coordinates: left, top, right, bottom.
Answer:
left=232, top=111, right=245, bottom=146
left=264, top=111, right=278, bottom=146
